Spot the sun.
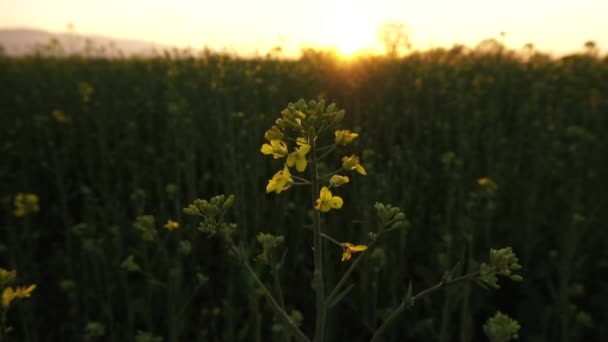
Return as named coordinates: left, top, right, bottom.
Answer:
left=321, top=7, right=382, bottom=57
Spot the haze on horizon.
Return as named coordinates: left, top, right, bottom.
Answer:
left=1, top=0, right=607, bottom=57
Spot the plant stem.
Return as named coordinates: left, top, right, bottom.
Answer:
left=310, top=139, right=326, bottom=342
left=326, top=238, right=377, bottom=307
left=369, top=272, right=480, bottom=342
left=269, top=253, right=291, bottom=342
left=244, top=263, right=310, bottom=342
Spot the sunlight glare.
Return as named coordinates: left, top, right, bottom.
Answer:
left=322, top=7, right=382, bottom=57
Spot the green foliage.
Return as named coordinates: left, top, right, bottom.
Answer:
left=483, top=311, right=521, bottom=342
left=479, top=247, right=523, bottom=289
left=183, top=195, right=236, bottom=239
left=374, top=202, right=410, bottom=232
left=84, top=321, right=106, bottom=341
left=256, top=233, right=285, bottom=264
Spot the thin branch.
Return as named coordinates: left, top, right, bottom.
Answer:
left=244, top=263, right=311, bottom=342
left=369, top=271, right=480, bottom=342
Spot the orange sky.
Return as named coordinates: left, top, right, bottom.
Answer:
left=1, top=0, right=606, bottom=56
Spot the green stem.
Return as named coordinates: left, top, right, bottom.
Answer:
left=310, top=138, right=327, bottom=342
left=269, top=253, right=291, bottom=342
left=326, top=237, right=377, bottom=307
left=318, top=145, right=336, bottom=161
left=244, top=263, right=310, bottom=342
left=1, top=309, right=6, bottom=342
left=369, top=272, right=480, bottom=342
left=320, top=233, right=342, bottom=248
left=320, top=168, right=346, bottom=180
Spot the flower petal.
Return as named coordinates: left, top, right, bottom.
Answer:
left=286, top=153, right=297, bottom=167
left=261, top=144, right=274, bottom=155
left=356, top=164, right=367, bottom=176
left=349, top=245, right=367, bottom=252
left=341, top=250, right=352, bottom=261
left=328, top=196, right=343, bottom=209
left=295, top=158, right=307, bottom=172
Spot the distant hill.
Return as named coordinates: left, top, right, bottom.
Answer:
left=0, top=28, right=174, bottom=56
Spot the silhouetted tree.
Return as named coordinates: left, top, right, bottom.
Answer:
left=377, top=20, right=412, bottom=58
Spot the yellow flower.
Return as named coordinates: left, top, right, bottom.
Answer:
left=315, top=186, right=343, bottom=212
left=14, top=284, right=36, bottom=299
left=2, top=287, right=15, bottom=308
left=266, top=164, right=294, bottom=194
left=341, top=243, right=368, bottom=261
left=341, top=155, right=367, bottom=176
left=164, top=220, right=179, bottom=230
left=329, top=175, right=349, bottom=187
left=477, top=177, right=498, bottom=191
left=335, top=130, right=359, bottom=146
left=260, top=140, right=289, bottom=159
left=286, top=143, right=311, bottom=172
left=51, top=109, right=69, bottom=123
left=478, top=177, right=491, bottom=186
left=264, top=126, right=284, bottom=141
left=13, top=193, right=40, bottom=217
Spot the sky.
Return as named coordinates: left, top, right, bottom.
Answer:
left=1, top=0, right=607, bottom=57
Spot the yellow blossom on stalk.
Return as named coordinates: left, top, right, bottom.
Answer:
left=478, top=177, right=491, bottom=186
left=51, top=109, right=69, bottom=123
left=164, top=220, right=179, bottom=230
left=341, top=243, right=368, bottom=261
left=329, top=175, right=349, bottom=187
left=286, top=143, right=311, bottom=172
left=14, top=193, right=40, bottom=217
left=296, top=136, right=309, bottom=145
left=341, top=155, right=367, bottom=176
left=315, top=186, right=343, bottom=212
left=266, top=164, right=294, bottom=194
left=14, top=284, right=36, bottom=299
left=2, top=284, right=36, bottom=309
left=335, top=130, right=359, bottom=146
left=264, top=126, right=284, bottom=141
left=478, top=177, right=498, bottom=191
left=261, top=139, right=289, bottom=159
left=2, top=287, right=15, bottom=308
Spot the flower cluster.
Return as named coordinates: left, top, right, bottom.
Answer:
left=479, top=247, right=523, bottom=289
left=260, top=99, right=367, bottom=213
left=260, top=99, right=370, bottom=261
left=13, top=193, right=40, bottom=217
left=0, top=268, right=36, bottom=311
left=483, top=311, right=521, bottom=342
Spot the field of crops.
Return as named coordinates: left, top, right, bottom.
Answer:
left=1, top=47, right=607, bottom=341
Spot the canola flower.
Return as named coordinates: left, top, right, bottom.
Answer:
left=2, top=285, right=37, bottom=308
left=164, top=220, right=179, bottom=230
left=341, top=243, right=368, bottom=261
left=342, top=155, right=367, bottom=176
left=329, top=175, right=350, bottom=187
left=478, top=177, right=498, bottom=191
left=335, top=130, right=359, bottom=146
left=264, top=126, right=284, bottom=141
left=266, top=164, right=294, bottom=194
left=286, top=142, right=311, bottom=172
left=315, top=186, right=343, bottom=212
left=261, top=139, right=289, bottom=159
left=478, top=177, right=492, bottom=186
left=0, top=267, right=36, bottom=310
left=13, top=193, right=40, bottom=217
left=51, top=109, right=69, bottom=123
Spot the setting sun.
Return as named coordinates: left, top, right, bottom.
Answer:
left=322, top=8, right=382, bottom=57
left=0, top=0, right=607, bottom=56
left=306, top=2, right=385, bottom=58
